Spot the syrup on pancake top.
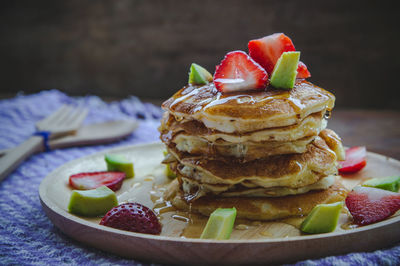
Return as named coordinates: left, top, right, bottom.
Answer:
left=159, top=33, right=347, bottom=221
left=162, top=80, right=335, bottom=133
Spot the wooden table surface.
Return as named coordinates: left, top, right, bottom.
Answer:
left=324, top=109, right=399, bottom=160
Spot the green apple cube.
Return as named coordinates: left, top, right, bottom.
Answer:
left=188, top=63, right=213, bottom=85
left=363, top=176, right=400, bottom=192
left=68, top=186, right=118, bottom=217
left=270, top=51, right=300, bottom=90
left=300, top=201, right=343, bottom=234
left=200, top=208, right=237, bottom=240
left=165, top=164, right=176, bottom=179
left=105, top=154, right=134, bottom=178
left=163, top=151, right=176, bottom=179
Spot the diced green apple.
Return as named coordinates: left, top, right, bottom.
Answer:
left=105, top=154, right=134, bottom=178
left=300, top=201, right=343, bottom=234
left=68, top=186, right=118, bottom=216
left=163, top=151, right=176, bottom=179
left=200, top=208, right=237, bottom=240
left=188, top=63, right=213, bottom=85
left=363, top=176, right=400, bottom=192
left=270, top=51, right=300, bottom=89
left=165, top=164, right=176, bottom=179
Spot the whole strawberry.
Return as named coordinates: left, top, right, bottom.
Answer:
left=100, top=203, right=161, bottom=235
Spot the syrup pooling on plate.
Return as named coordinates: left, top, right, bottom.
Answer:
left=113, top=170, right=358, bottom=239
left=117, top=173, right=307, bottom=239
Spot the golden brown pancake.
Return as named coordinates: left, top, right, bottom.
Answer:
left=162, top=80, right=335, bottom=133
left=166, top=179, right=347, bottom=221
left=160, top=110, right=326, bottom=143
left=168, top=134, right=339, bottom=188
left=179, top=175, right=336, bottom=199
left=170, top=133, right=316, bottom=160
left=159, top=112, right=327, bottom=161
left=160, top=78, right=343, bottom=222
left=320, top=129, right=345, bottom=161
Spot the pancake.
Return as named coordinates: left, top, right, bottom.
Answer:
left=162, top=80, right=335, bottom=133
left=160, top=76, right=343, bottom=222
left=160, top=110, right=326, bottom=143
left=179, top=175, right=337, bottom=199
left=168, top=133, right=339, bottom=189
left=170, top=133, right=316, bottom=160
left=160, top=112, right=327, bottom=160
left=166, top=178, right=348, bottom=221
left=319, top=129, right=345, bottom=161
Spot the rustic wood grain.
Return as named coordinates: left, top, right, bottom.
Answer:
left=0, top=0, right=399, bottom=109
left=329, top=110, right=400, bottom=160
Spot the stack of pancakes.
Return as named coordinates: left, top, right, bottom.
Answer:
left=160, top=80, right=347, bottom=221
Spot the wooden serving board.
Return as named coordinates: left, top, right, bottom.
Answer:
left=39, top=142, right=400, bottom=265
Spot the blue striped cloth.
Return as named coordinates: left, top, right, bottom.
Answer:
left=0, top=90, right=399, bottom=265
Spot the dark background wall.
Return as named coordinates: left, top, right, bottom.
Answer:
left=0, top=0, right=399, bottom=109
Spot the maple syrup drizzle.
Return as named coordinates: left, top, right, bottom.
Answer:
left=341, top=221, right=359, bottom=230
left=167, top=83, right=313, bottom=118
left=128, top=81, right=347, bottom=239
left=324, top=110, right=332, bottom=119
left=120, top=175, right=362, bottom=240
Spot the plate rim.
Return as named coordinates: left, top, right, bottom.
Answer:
left=39, top=141, right=400, bottom=244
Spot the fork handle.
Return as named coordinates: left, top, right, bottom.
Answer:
left=0, top=136, right=43, bottom=182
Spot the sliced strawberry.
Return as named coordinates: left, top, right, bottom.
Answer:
left=213, top=50, right=268, bottom=93
left=100, top=202, right=162, bottom=235
left=345, top=186, right=400, bottom=225
left=297, top=61, right=311, bottom=79
left=69, top=171, right=125, bottom=191
left=248, top=33, right=296, bottom=74
left=339, top=146, right=367, bottom=175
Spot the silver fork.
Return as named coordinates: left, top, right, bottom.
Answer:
left=0, top=104, right=88, bottom=182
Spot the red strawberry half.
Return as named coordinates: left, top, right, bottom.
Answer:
left=100, top=202, right=162, bottom=235
left=213, top=50, right=268, bottom=93
left=248, top=33, right=311, bottom=79
left=345, top=186, right=400, bottom=225
left=248, top=33, right=296, bottom=74
left=339, top=146, right=367, bottom=175
left=69, top=171, right=125, bottom=191
left=297, top=61, right=311, bottom=79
